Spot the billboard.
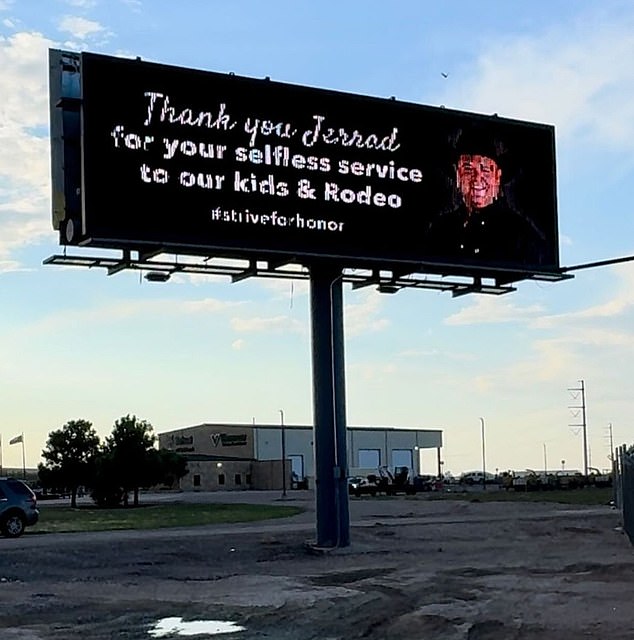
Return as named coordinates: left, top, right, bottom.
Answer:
left=50, top=50, right=560, bottom=277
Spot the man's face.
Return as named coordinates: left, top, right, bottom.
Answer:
left=456, top=154, right=501, bottom=212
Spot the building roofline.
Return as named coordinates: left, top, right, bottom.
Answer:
left=159, top=423, right=443, bottom=434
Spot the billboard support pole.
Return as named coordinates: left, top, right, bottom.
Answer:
left=310, top=265, right=350, bottom=548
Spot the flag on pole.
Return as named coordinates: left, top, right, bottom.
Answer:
left=9, top=434, right=23, bottom=445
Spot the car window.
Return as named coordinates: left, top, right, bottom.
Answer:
left=0, top=485, right=6, bottom=499
left=6, top=479, right=33, bottom=497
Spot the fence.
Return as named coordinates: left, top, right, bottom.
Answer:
left=614, top=444, right=634, bottom=545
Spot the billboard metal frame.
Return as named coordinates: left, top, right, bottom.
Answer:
left=48, top=49, right=568, bottom=289
left=43, top=249, right=571, bottom=296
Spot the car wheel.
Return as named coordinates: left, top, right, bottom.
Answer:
left=1, top=512, right=26, bottom=538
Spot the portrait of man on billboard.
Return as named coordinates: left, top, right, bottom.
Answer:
left=424, top=126, right=550, bottom=269
left=456, top=152, right=502, bottom=214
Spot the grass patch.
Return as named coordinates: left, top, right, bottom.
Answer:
left=32, top=503, right=303, bottom=534
left=431, top=487, right=614, bottom=506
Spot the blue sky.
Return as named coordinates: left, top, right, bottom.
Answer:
left=1, top=0, right=633, bottom=475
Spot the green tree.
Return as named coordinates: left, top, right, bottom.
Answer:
left=39, top=419, right=101, bottom=507
left=105, top=414, right=157, bottom=506
left=152, top=448, right=189, bottom=489
left=90, top=450, right=125, bottom=507
left=36, top=463, right=64, bottom=494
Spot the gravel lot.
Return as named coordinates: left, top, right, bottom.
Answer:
left=0, top=490, right=632, bottom=639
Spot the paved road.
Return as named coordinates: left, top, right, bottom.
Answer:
left=1, top=488, right=614, bottom=549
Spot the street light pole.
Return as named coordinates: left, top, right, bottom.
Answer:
left=280, top=409, right=287, bottom=498
left=479, top=417, right=486, bottom=491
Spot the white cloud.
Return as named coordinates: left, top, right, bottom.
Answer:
left=8, top=296, right=241, bottom=340
left=398, top=347, right=476, bottom=363
left=345, top=290, right=390, bottom=336
left=0, top=32, right=54, bottom=128
left=180, top=297, right=245, bottom=314
left=258, top=277, right=310, bottom=301
left=0, top=259, right=22, bottom=273
left=58, top=16, right=105, bottom=41
left=442, top=263, right=634, bottom=400
left=0, top=31, right=58, bottom=258
left=470, top=321, right=634, bottom=399
left=533, top=300, right=628, bottom=330
left=563, top=326, right=634, bottom=349
left=232, top=339, right=245, bottom=350
left=223, top=287, right=389, bottom=337
left=120, top=0, right=142, bottom=11
left=230, top=314, right=303, bottom=334
left=349, top=361, right=398, bottom=382
left=0, top=130, right=50, bottom=186
left=445, top=296, right=544, bottom=326
left=65, top=0, right=97, bottom=7
left=532, top=264, right=634, bottom=330
left=440, top=7, right=634, bottom=151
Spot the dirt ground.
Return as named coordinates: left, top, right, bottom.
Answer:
left=1, top=491, right=633, bottom=639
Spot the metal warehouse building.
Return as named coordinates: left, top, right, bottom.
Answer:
left=158, top=423, right=443, bottom=491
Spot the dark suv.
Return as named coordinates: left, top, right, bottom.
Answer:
left=0, top=477, right=39, bottom=538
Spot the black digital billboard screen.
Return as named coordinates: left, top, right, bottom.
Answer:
left=54, top=51, right=560, bottom=276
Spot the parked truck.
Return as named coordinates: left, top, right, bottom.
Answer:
left=348, top=466, right=435, bottom=497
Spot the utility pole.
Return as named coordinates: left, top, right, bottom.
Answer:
left=479, top=417, right=486, bottom=491
left=279, top=409, right=287, bottom=498
left=607, top=422, right=616, bottom=486
left=568, top=380, right=589, bottom=476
